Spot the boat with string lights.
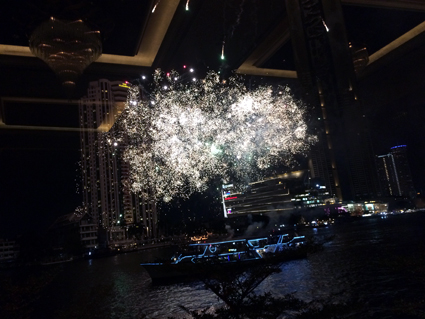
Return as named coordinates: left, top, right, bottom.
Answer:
left=141, top=234, right=307, bottom=282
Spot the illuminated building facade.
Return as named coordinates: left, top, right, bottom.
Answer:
left=376, top=145, right=415, bottom=198
left=50, top=210, right=98, bottom=250
left=79, top=79, right=157, bottom=245
left=222, top=170, right=335, bottom=218
left=118, top=134, right=158, bottom=239
left=344, top=202, right=388, bottom=215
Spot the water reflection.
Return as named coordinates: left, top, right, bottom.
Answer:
left=14, top=213, right=425, bottom=318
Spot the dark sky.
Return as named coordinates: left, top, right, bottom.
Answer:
left=367, top=93, right=425, bottom=193
left=0, top=129, right=81, bottom=237
left=1, top=2, right=425, bottom=238
left=2, top=68, right=425, bottom=238
left=2, top=70, right=424, bottom=239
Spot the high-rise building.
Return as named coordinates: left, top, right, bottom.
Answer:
left=376, top=145, right=415, bottom=198
left=79, top=79, right=157, bottom=245
left=286, top=0, right=379, bottom=201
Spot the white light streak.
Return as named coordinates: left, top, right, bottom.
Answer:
left=322, top=19, right=329, bottom=32
left=152, top=0, right=160, bottom=13
left=110, top=70, right=316, bottom=201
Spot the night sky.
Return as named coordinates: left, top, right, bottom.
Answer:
left=2, top=75, right=424, bottom=238
left=1, top=1, right=425, bottom=238
left=0, top=115, right=81, bottom=237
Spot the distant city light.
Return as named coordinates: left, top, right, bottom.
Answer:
left=190, top=68, right=194, bottom=72
left=142, top=75, right=146, bottom=80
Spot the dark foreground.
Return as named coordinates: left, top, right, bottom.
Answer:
left=1, top=213, right=425, bottom=318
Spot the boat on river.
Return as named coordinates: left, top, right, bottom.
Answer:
left=141, top=234, right=307, bottom=281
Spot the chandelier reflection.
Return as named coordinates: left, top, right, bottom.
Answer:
left=29, top=17, right=102, bottom=87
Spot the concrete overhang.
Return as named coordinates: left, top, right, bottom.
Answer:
left=235, top=18, right=297, bottom=79
left=0, top=0, right=423, bottom=80
left=0, top=96, right=110, bottom=132
left=236, top=0, right=425, bottom=78
left=341, top=0, right=425, bottom=12
left=368, top=21, right=425, bottom=65
left=0, top=0, right=180, bottom=67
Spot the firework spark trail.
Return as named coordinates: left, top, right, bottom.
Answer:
left=228, top=0, right=246, bottom=38
left=111, top=70, right=316, bottom=201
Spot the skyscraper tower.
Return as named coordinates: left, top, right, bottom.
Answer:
left=286, top=0, right=378, bottom=201
left=376, top=145, right=415, bottom=198
left=79, top=79, right=157, bottom=244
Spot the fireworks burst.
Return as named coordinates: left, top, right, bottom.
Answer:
left=111, top=70, right=316, bottom=201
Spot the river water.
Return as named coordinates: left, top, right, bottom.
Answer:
left=4, top=213, right=425, bottom=318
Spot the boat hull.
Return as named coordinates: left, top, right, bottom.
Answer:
left=142, top=248, right=307, bottom=283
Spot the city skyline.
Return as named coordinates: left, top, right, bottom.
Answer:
left=1, top=2, right=425, bottom=318
left=1, top=0, right=425, bottom=237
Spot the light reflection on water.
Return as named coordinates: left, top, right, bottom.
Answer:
left=26, top=213, right=425, bottom=318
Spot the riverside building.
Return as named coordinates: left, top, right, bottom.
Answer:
left=222, top=170, right=336, bottom=218
left=79, top=79, right=157, bottom=246
left=376, top=145, right=415, bottom=198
